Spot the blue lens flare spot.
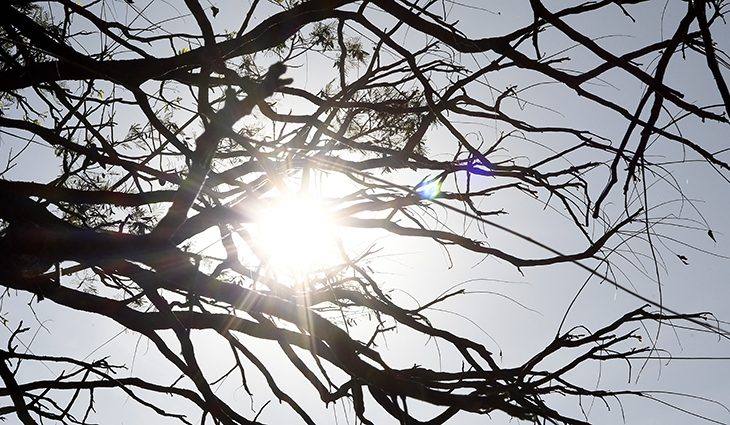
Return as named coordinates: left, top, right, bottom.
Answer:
left=416, top=179, right=442, bottom=200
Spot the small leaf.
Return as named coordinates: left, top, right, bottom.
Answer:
left=677, top=254, right=689, bottom=265
left=708, top=229, right=716, bottom=242
left=211, top=6, right=219, bottom=17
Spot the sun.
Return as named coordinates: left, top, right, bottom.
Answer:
left=252, top=195, right=341, bottom=278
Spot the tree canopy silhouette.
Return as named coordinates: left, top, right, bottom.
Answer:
left=0, top=1, right=729, bottom=424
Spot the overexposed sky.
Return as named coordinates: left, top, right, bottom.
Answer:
left=1, top=1, right=730, bottom=424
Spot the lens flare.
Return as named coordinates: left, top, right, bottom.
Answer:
left=416, top=179, right=442, bottom=200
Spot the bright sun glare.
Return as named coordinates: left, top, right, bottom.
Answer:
left=254, top=195, right=341, bottom=277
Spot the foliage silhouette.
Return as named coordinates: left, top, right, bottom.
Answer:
left=0, top=1, right=729, bottom=424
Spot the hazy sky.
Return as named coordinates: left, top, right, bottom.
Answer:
left=1, top=1, right=730, bottom=424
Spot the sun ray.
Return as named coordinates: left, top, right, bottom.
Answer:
left=251, top=194, right=342, bottom=282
